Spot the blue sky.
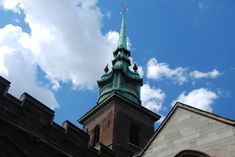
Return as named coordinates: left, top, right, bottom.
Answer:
left=0, top=0, right=234, bottom=127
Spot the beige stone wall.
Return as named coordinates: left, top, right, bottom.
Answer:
left=142, top=108, right=235, bottom=157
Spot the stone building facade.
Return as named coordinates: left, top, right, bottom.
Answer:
left=135, top=103, right=235, bottom=157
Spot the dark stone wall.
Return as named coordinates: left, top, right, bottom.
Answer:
left=0, top=76, right=114, bottom=157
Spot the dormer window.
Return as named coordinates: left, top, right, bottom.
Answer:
left=130, top=125, right=139, bottom=146
left=92, top=125, right=100, bottom=147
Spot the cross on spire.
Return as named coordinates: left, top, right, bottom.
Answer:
left=121, top=4, right=127, bottom=15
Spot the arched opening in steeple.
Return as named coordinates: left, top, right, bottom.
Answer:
left=129, top=124, right=139, bottom=146
left=92, top=125, right=100, bottom=147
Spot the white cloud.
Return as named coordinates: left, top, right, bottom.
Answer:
left=217, top=88, right=231, bottom=98
left=106, top=30, right=131, bottom=50
left=0, top=25, right=58, bottom=109
left=0, top=0, right=21, bottom=13
left=0, top=0, right=118, bottom=90
left=147, top=58, right=187, bottom=85
left=190, top=69, right=221, bottom=79
left=138, top=66, right=144, bottom=77
left=141, top=84, right=166, bottom=112
left=172, top=88, right=218, bottom=112
left=0, top=0, right=124, bottom=109
left=145, top=58, right=221, bottom=85
left=106, top=31, right=119, bottom=46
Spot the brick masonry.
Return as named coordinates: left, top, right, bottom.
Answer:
left=83, top=99, right=116, bottom=148
left=80, top=94, right=159, bottom=157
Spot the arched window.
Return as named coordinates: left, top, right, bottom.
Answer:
left=175, top=150, right=210, bottom=157
left=92, top=125, right=100, bottom=147
left=130, top=124, right=139, bottom=146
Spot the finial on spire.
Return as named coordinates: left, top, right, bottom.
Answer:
left=121, top=3, right=127, bottom=15
left=133, top=62, right=138, bottom=72
left=104, top=64, right=109, bottom=73
left=117, top=4, right=128, bottom=50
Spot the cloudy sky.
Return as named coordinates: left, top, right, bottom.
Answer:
left=0, top=0, right=234, bottom=126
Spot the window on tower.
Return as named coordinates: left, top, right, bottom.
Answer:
left=130, top=125, right=139, bottom=146
left=92, top=125, right=100, bottom=147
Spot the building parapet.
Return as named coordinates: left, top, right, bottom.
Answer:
left=0, top=76, right=114, bottom=157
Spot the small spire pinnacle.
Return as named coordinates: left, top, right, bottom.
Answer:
left=117, top=4, right=128, bottom=49
left=104, top=64, right=109, bottom=73
left=133, top=62, right=138, bottom=72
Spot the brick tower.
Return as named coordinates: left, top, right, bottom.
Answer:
left=78, top=7, right=160, bottom=157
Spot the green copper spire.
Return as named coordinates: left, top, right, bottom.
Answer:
left=117, top=5, right=127, bottom=49
left=97, top=5, right=143, bottom=105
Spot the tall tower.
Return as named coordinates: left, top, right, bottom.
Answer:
left=78, top=7, right=160, bottom=157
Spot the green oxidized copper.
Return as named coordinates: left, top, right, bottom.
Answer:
left=117, top=12, right=127, bottom=49
left=97, top=8, right=143, bottom=104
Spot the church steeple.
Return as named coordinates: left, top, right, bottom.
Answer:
left=117, top=5, right=127, bottom=49
left=78, top=7, right=160, bottom=157
left=97, top=7, right=143, bottom=104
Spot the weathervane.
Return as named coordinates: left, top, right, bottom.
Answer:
left=121, top=4, right=128, bottom=15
